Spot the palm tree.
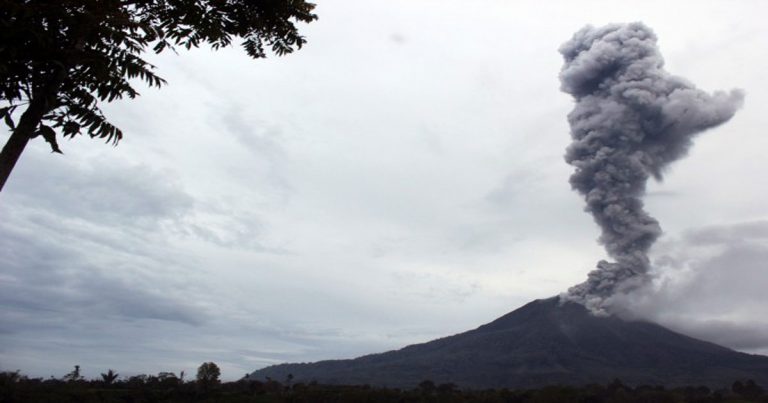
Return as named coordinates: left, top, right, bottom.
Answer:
left=100, top=369, right=119, bottom=385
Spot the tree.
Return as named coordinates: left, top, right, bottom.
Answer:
left=0, top=0, right=317, bottom=192
left=196, top=361, right=220, bottom=385
left=418, top=379, right=435, bottom=395
left=100, top=369, right=119, bottom=385
left=733, top=379, right=765, bottom=400
left=62, top=365, right=83, bottom=382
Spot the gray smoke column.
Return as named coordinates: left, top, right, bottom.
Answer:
left=558, top=22, right=744, bottom=315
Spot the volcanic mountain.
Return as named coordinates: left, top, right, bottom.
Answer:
left=247, top=297, right=768, bottom=388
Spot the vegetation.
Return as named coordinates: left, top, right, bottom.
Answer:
left=2, top=365, right=768, bottom=403
left=0, top=0, right=317, bottom=192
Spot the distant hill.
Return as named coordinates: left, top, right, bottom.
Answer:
left=247, top=297, right=768, bottom=389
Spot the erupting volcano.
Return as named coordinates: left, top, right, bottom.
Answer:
left=248, top=23, right=755, bottom=389
left=558, top=23, right=743, bottom=314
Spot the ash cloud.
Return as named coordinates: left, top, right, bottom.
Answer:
left=609, top=221, right=768, bottom=353
left=558, top=22, right=744, bottom=314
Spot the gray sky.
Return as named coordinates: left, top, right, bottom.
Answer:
left=2, top=0, right=768, bottom=381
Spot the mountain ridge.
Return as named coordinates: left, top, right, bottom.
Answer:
left=247, top=297, right=768, bottom=389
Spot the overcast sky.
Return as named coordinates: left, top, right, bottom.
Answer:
left=2, top=0, right=768, bottom=381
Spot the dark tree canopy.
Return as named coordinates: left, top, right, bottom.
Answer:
left=196, top=362, right=220, bottom=385
left=0, top=0, right=317, bottom=191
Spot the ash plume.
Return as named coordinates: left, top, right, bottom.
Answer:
left=558, top=22, right=744, bottom=314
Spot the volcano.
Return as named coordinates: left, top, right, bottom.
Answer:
left=247, top=297, right=768, bottom=388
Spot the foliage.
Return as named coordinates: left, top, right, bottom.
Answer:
left=196, top=361, right=221, bottom=385
left=100, top=369, right=119, bottom=385
left=3, top=369, right=768, bottom=403
left=62, top=365, right=83, bottom=382
left=0, top=0, right=317, bottom=191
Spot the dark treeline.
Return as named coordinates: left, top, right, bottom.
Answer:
left=2, top=366, right=768, bottom=403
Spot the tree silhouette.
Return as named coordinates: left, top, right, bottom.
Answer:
left=196, top=361, right=220, bottom=385
left=418, top=379, right=435, bottom=395
left=0, top=0, right=317, bottom=192
left=62, top=365, right=83, bottom=382
left=0, top=372, right=761, bottom=402
left=733, top=379, right=765, bottom=400
left=100, top=369, right=119, bottom=385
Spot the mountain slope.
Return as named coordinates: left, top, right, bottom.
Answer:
left=248, top=297, right=768, bottom=388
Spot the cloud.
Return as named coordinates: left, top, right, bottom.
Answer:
left=389, top=269, right=481, bottom=303
left=613, top=220, right=768, bottom=352
left=217, top=104, right=292, bottom=195
left=0, top=145, right=404, bottom=378
left=7, top=151, right=193, bottom=229
left=484, top=169, right=547, bottom=207
left=0, top=149, right=210, bottom=375
left=0, top=220, right=206, bottom=333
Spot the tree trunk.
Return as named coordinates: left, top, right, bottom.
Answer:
left=0, top=98, right=49, bottom=192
